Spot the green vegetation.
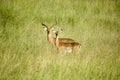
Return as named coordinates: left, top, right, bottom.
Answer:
left=0, top=0, right=120, bottom=80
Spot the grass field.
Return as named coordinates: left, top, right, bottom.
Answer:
left=0, top=0, right=120, bottom=80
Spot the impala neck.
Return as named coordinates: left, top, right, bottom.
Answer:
left=48, top=33, right=55, bottom=45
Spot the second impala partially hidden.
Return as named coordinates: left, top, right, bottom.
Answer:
left=42, top=23, right=75, bottom=46
left=55, top=29, right=81, bottom=53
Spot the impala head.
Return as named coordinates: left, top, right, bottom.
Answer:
left=42, top=21, right=57, bottom=34
left=42, top=23, right=56, bottom=35
left=55, top=29, right=63, bottom=37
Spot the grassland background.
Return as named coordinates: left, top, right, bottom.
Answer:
left=0, top=0, right=120, bottom=80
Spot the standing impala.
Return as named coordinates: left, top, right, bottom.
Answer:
left=55, top=29, right=81, bottom=53
left=42, top=23, right=75, bottom=46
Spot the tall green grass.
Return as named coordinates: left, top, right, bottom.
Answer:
left=0, top=0, right=120, bottom=80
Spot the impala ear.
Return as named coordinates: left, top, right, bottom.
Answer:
left=43, top=27, right=47, bottom=31
left=42, top=23, right=48, bottom=31
left=51, top=27, right=55, bottom=30
left=51, top=27, right=55, bottom=32
left=59, top=29, right=63, bottom=33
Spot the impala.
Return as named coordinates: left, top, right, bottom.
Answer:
left=55, top=29, right=81, bottom=53
left=42, top=23, right=75, bottom=46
